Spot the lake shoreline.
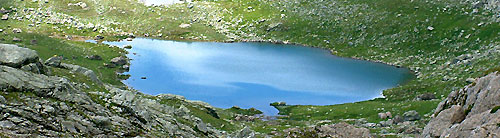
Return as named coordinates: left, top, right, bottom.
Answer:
left=95, top=37, right=416, bottom=115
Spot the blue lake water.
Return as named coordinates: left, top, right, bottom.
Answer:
left=96, top=38, right=414, bottom=114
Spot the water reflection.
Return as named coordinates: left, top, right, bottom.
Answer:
left=100, top=38, right=414, bottom=114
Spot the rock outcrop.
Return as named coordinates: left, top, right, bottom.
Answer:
left=0, top=44, right=48, bottom=74
left=421, top=72, right=500, bottom=138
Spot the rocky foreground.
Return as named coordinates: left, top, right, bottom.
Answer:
left=421, top=71, right=500, bottom=138
left=0, top=43, right=228, bottom=137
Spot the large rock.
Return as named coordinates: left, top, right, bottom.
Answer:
left=422, top=105, right=465, bottom=137
left=1, top=14, right=8, bottom=20
left=403, top=110, right=421, bottom=121
left=416, top=93, right=436, bottom=101
left=110, top=56, right=128, bottom=66
left=421, top=72, right=500, bottom=138
left=44, top=56, right=63, bottom=67
left=0, top=44, right=39, bottom=68
left=60, top=63, right=101, bottom=84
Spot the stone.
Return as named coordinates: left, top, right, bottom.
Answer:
left=417, top=93, right=436, bottom=101
left=0, top=65, right=65, bottom=97
left=233, top=127, right=255, bottom=138
left=1, top=14, right=8, bottom=20
left=12, top=28, right=22, bottom=33
left=7, top=117, right=23, bottom=123
left=179, top=23, right=191, bottom=29
left=21, top=63, right=45, bottom=74
left=110, top=56, right=128, bottom=66
left=0, top=121, right=15, bottom=129
left=103, top=63, right=116, bottom=68
left=95, top=35, right=104, bottom=40
left=402, top=126, right=422, bottom=134
left=92, top=116, right=111, bottom=127
left=196, top=122, right=208, bottom=133
left=466, top=78, right=475, bottom=83
left=422, top=105, right=465, bottom=137
left=0, top=8, right=11, bottom=14
left=235, top=114, right=256, bottom=122
left=378, top=112, right=388, bottom=119
left=157, top=94, right=186, bottom=100
left=122, top=65, right=129, bottom=70
left=42, top=105, right=55, bottom=113
left=403, top=110, right=420, bottom=121
left=30, top=40, right=37, bottom=45
left=44, top=56, right=62, bottom=67
left=12, top=37, right=21, bottom=42
left=124, top=45, right=132, bottom=49
left=393, top=115, right=403, bottom=124
left=85, top=55, right=102, bottom=60
left=379, top=119, right=393, bottom=127
left=60, top=63, right=101, bottom=83
left=427, top=26, right=434, bottom=31
left=385, top=112, right=392, bottom=118
left=0, top=44, right=39, bottom=68
left=0, top=95, right=5, bottom=103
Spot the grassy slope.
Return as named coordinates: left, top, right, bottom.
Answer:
left=1, top=0, right=500, bottom=136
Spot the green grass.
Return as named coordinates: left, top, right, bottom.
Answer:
left=491, top=106, right=500, bottom=113
left=225, top=107, right=263, bottom=116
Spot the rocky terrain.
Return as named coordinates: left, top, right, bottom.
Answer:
left=422, top=72, right=500, bottom=138
left=0, top=43, right=228, bottom=137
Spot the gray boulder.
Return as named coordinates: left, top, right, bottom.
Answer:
left=12, top=28, right=21, bottom=33
left=110, top=56, right=128, bottom=66
left=21, top=62, right=47, bottom=74
left=0, top=44, right=39, bottom=68
left=422, top=105, right=465, bottom=137
left=403, top=110, right=421, bottom=121
left=393, top=115, right=404, bottom=124
left=60, top=63, right=101, bottom=84
left=44, top=56, right=62, bottom=67
left=1, top=14, right=7, bottom=20
left=421, top=72, right=500, bottom=138
left=12, top=37, right=21, bottom=42
left=416, top=93, right=436, bottom=101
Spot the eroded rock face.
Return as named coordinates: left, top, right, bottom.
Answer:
left=421, top=72, right=500, bottom=138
